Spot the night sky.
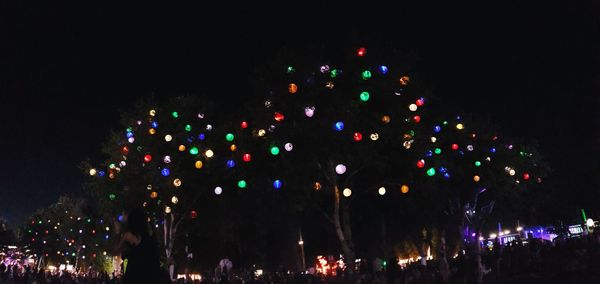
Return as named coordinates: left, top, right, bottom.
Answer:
left=1, top=2, right=599, bottom=226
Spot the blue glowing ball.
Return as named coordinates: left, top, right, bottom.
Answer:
left=161, top=168, right=170, bottom=176
left=490, top=148, right=496, bottom=153
left=98, top=171, right=105, bottom=177
left=444, top=173, right=451, bottom=179
left=126, top=132, right=134, bottom=138
left=439, top=167, right=447, bottom=173
left=151, top=121, right=158, bottom=128
left=334, top=121, right=345, bottom=131
left=273, top=180, right=282, bottom=189
left=117, top=215, right=123, bottom=222
left=434, top=125, right=441, bottom=133
left=226, top=160, right=235, bottom=168
left=378, top=65, right=388, bottom=75
left=426, top=150, right=433, bottom=157
left=198, top=133, right=206, bottom=140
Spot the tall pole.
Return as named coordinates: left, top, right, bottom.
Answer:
left=299, top=229, right=306, bottom=272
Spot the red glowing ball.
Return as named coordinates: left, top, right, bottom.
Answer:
left=274, top=112, right=285, bottom=122
left=121, top=146, right=129, bottom=154
left=416, top=98, right=425, bottom=106
left=357, top=47, right=367, bottom=57
left=241, top=121, right=248, bottom=129
left=144, top=154, right=152, bottom=163
left=353, top=132, right=363, bottom=142
left=451, top=144, right=459, bottom=150
left=190, top=210, right=198, bottom=219
left=416, top=159, right=425, bottom=168
left=523, top=173, right=530, bottom=180
left=413, top=115, right=421, bottom=123
left=243, top=153, right=252, bottom=162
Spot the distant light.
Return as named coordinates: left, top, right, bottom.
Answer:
left=378, top=187, right=386, bottom=196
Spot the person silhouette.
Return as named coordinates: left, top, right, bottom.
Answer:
left=119, top=208, right=164, bottom=284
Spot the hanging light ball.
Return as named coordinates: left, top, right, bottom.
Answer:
left=178, top=145, right=186, bottom=152
left=150, top=191, right=158, bottom=199
left=214, top=186, right=223, bottom=195
left=243, top=153, right=251, bottom=162
left=467, top=145, right=474, bottom=151
left=190, top=210, right=198, bottom=219
left=128, top=137, right=135, bottom=143
left=399, top=76, right=410, bottom=85
left=258, top=129, right=266, bottom=137
left=198, top=133, right=206, bottom=140
left=195, top=160, right=203, bottom=169
left=343, top=188, right=352, bottom=197
left=357, top=47, right=366, bottom=56
left=378, top=65, right=388, bottom=75
left=320, top=65, right=330, bottom=73
left=240, top=121, right=249, bottom=129
left=171, top=196, right=179, bottom=204
left=274, top=112, right=285, bottom=122
left=226, top=160, right=235, bottom=168
left=164, top=135, right=173, bottom=142
left=148, top=128, right=156, bottom=135
left=353, top=132, right=363, bottom=142
left=171, top=112, right=179, bottom=118
left=416, top=160, right=425, bottom=168
left=431, top=137, right=437, bottom=143
left=334, top=121, right=345, bottom=131
left=173, top=178, right=182, bottom=187
left=121, top=146, right=129, bottom=154
left=89, top=169, right=97, bottom=176
left=434, top=148, right=442, bottom=155
left=401, top=185, right=410, bottom=194
left=264, top=100, right=272, bottom=108
left=304, top=106, right=315, bottom=117
left=378, top=187, right=386, bottom=195
left=335, top=164, right=347, bottom=174
left=205, top=149, right=214, bottom=158
left=490, top=148, right=496, bottom=153
left=370, top=133, right=379, bottom=141
left=416, top=98, right=425, bottom=106
left=361, top=70, right=372, bottom=80
left=359, top=91, right=370, bottom=102
left=523, top=173, right=530, bottom=180
left=473, top=175, right=480, bottom=182
left=474, top=161, right=481, bottom=167
left=273, top=180, right=282, bottom=189
left=198, top=113, right=205, bottom=119
left=313, top=182, right=322, bottom=190
left=434, top=125, right=441, bottom=133
left=288, top=83, right=298, bottom=94
left=509, top=169, right=516, bottom=176
left=237, top=180, right=247, bottom=189
left=189, top=147, right=199, bottom=155
left=284, top=142, right=293, bottom=151
left=230, top=144, right=237, bottom=151
left=144, top=154, right=152, bottom=163
left=413, top=115, right=421, bottom=123
left=149, top=109, right=156, bottom=116
left=451, top=144, right=459, bottom=150
left=108, top=194, right=116, bottom=200
left=409, top=104, right=418, bottom=111
left=165, top=206, right=172, bottom=214
left=226, top=133, right=235, bottom=142
left=426, top=168, right=436, bottom=176
left=456, top=123, right=464, bottom=130
left=270, top=146, right=280, bottom=155
left=163, top=156, right=171, bottom=164
left=381, top=115, right=391, bottom=124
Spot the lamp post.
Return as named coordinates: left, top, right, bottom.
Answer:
left=298, top=229, right=306, bottom=272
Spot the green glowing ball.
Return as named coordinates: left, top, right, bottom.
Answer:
left=475, top=161, right=481, bottom=167
left=238, top=180, right=247, bottom=189
left=270, top=146, right=280, bottom=155
left=226, top=133, right=235, bottom=142
left=426, top=168, right=436, bottom=176
left=434, top=148, right=442, bottom=154
left=172, top=112, right=179, bottom=118
left=361, top=70, right=372, bottom=80
left=359, top=91, right=370, bottom=102
left=185, top=124, right=192, bottom=132
left=189, top=147, right=199, bottom=155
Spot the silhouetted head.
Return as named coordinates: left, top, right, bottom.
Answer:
left=126, top=208, right=149, bottom=238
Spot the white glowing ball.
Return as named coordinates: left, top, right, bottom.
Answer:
left=171, top=196, right=179, bottom=204
left=214, top=187, right=223, bottom=195
left=430, top=137, right=437, bottom=143
left=285, top=143, right=293, bottom=151
left=304, top=106, right=315, bottom=117
left=105, top=227, right=110, bottom=231
left=378, top=187, right=386, bottom=195
left=128, top=137, right=135, bottom=143
left=165, top=206, right=171, bottom=214
left=370, top=133, right=379, bottom=141
left=587, top=218, right=595, bottom=227
left=206, top=124, right=213, bottom=131
left=467, top=145, right=474, bottom=151
left=165, top=135, right=173, bottom=142
left=258, top=129, right=266, bottom=137
left=163, top=156, right=171, bottom=164
left=89, top=169, right=97, bottom=176
left=509, top=169, right=516, bottom=176
left=149, top=109, right=156, bottom=116
left=205, top=149, right=214, bottom=158
left=456, top=123, right=464, bottom=130
left=409, top=104, right=418, bottom=111
left=343, top=188, right=352, bottom=197
left=119, top=161, right=126, bottom=167
left=335, top=164, right=347, bottom=175
left=173, top=178, right=182, bottom=187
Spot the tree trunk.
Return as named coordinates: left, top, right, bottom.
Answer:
left=163, top=213, right=179, bottom=281
left=333, top=185, right=356, bottom=277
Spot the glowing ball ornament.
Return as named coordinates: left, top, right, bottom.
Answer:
left=426, top=167, right=436, bottom=176
left=258, top=129, right=266, bottom=137
left=89, top=169, right=97, bottom=176
left=451, top=144, right=459, bottom=150
left=474, top=161, right=481, bottom=167
left=198, top=113, right=205, bottom=119
left=185, top=125, right=192, bottom=132
left=165, top=135, right=173, bottom=142
left=313, top=182, right=322, bottom=190
left=165, top=206, right=171, bottom=214
left=230, top=144, right=237, bottom=151
left=434, top=148, right=442, bottom=154
left=378, top=187, right=386, bottom=195
left=128, top=137, right=135, bottom=143
left=273, top=180, right=282, bottom=189
left=190, top=211, right=198, bottom=219
left=173, top=178, right=182, bottom=187
left=304, top=106, right=315, bottom=117
left=334, top=121, right=345, bottom=131
left=178, top=145, right=186, bottom=152
left=399, top=76, right=410, bottom=85
left=264, top=100, right=272, bottom=108
left=121, top=146, right=129, bottom=154
left=456, top=123, right=464, bottom=130
left=243, top=153, right=251, bottom=162
left=490, top=148, right=496, bottom=153
left=370, top=133, right=379, bottom=141
left=144, top=154, right=152, bottom=163
left=148, top=128, right=156, bottom=135
left=417, top=160, right=425, bottom=168
left=214, top=187, right=223, bottom=195
left=287, top=66, right=295, bottom=74
left=171, top=112, right=179, bottom=118
left=467, top=145, right=474, bottom=151
left=161, top=169, right=171, bottom=178
left=361, top=70, right=372, bottom=80
left=401, top=185, right=409, bottom=194
left=353, top=132, right=363, bottom=142
left=381, top=115, right=391, bottom=124
left=237, top=180, right=247, bottom=189
left=434, top=125, right=441, bottom=133
left=509, top=169, right=516, bottom=176
left=357, top=47, right=366, bottom=56
left=523, top=173, right=530, bottom=180
left=205, top=149, right=214, bottom=158
left=270, top=146, right=280, bottom=155
left=283, top=143, right=293, bottom=152
left=198, top=133, right=206, bottom=140
left=225, top=133, right=235, bottom=142
left=335, top=164, right=347, bottom=174
left=149, top=109, right=156, bottom=116
left=109, top=194, right=116, bottom=201
left=240, top=121, right=249, bottom=129
left=226, top=160, right=235, bottom=168
left=379, top=65, right=388, bottom=75
left=163, top=156, right=171, bottom=164
left=343, top=188, right=352, bottom=197
left=194, top=160, right=203, bottom=169
left=171, top=196, right=179, bottom=204
left=274, top=112, right=285, bottom=122
left=413, top=115, right=421, bottom=123
left=473, top=175, right=480, bottom=182
left=320, top=65, right=330, bottom=73
left=444, top=173, right=451, bottom=179
left=409, top=104, right=418, bottom=111
left=416, top=98, right=425, bottom=106
left=189, top=147, right=199, bottom=155
left=359, top=91, right=370, bottom=102
left=288, top=83, right=298, bottom=94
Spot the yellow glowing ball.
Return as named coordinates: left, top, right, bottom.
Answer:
left=165, top=206, right=171, bottom=214
left=258, top=129, right=266, bottom=137
left=509, top=169, right=516, bottom=176
left=205, top=149, right=214, bottom=158
left=473, top=175, right=480, bottom=182
left=456, top=123, right=464, bottom=130
left=399, top=76, right=410, bottom=86
left=89, top=169, right=97, bottom=176
left=288, top=83, right=298, bottom=94
left=230, top=144, right=237, bottom=151
left=171, top=196, right=178, bottom=204
left=165, top=135, right=172, bottom=142
left=178, top=145, right=186, bottom=151
left=370, top=133, right=379, bottom=141
left=431, top=137, right=437, bottom=143
left=149, top=128, right=156, bottom=135
left=150, top=191, right=158, bottom=199
left=378, top=187, right=386, bottom=195
left=173, top=178, right=182, bottom=187
left=149, top=109, right=156, bottom=116
left=401, top=185, right=409, bottom=194
left=313, top=182, right=322, bottom=191
left=381, top=115, right=391, bottom=124
left=343, top=188, right=352, bottom=197
left=409, top=104, right=418, bottom=111
left=194, top=160, right=203, bottom=169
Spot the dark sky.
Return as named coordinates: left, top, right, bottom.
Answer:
left=1, top=2, right=599, bottom=226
